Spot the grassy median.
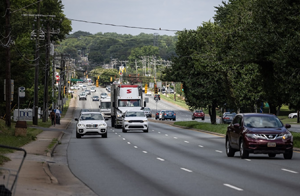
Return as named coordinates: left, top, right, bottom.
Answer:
left=174, top=121, right=300, bottom=148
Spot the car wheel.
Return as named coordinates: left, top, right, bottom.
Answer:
left=144, top=129, right=148, bottom=133
left=283, top=150, right=293, bottom=159
left=202, top=117, right=205, bottom=121
left=225, top=137, right=235, bottom=157
left=239, top=139, right=249, bottom=159
left=192, top=117, right=195, bottom=120
left=76, top=131, right=81, bottom=139
left=268, top=153, right=276, bottom=158
left=122, top=127, right=127, bottom=133
left=173, top=118, right=176, bottom=121
left=102, top=132, right=107, bottom=138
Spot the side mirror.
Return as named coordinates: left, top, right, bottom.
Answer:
left=285, top=124, right=291, bottom=129
left=122, top=114, right=125, bottom=118
left=75, top=118, right=78, bottom=121
left=99, top=105, right=101, bottom=108
left=105, top=118, right=109, bottom=121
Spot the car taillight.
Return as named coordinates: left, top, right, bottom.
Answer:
left=174, top=113, right=176, bottom=116
left=164, top=113, right=166, bottom=116
left=224, top=117, right=229, bottom=119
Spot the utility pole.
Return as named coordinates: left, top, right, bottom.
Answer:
left=5, top=0, right=11, bottom=127
left=42, top=23, right=50, bottom=122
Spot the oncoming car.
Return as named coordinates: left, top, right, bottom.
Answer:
left=226, top=113, right=293, bottom=159
left=79, top=92, right=87, bottom=100
left=75, top=112, right=107, bottom=138
left=122, top=110, right=148, bottom=133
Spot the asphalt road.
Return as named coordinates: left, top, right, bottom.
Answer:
left=66, top=86, right=300, bottom=196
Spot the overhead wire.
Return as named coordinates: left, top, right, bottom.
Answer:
left=12, top=0, right=44, bottom=14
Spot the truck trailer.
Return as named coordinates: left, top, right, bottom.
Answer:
left=111, top=84, right=146, bottom=128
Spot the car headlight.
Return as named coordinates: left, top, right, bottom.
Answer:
left=77, top=124, right=85, bottom=128
left=98, top=123, right=107, bottom=127
left=245, top=133, right=264, bottom=139
left=117, top=113, right=122, bottom=117
left=279, top=132, right=293, bottom=140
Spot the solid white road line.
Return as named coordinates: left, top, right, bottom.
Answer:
left=223, top=184, right=243, bottom=191
left=157, top=158, right=165, bottom=161
left=281, top=168, right=298, bottom=174
left=181, top=168, right=192, bottom=173
left=215, top=150, right=222, bottom=153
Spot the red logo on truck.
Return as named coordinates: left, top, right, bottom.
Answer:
left=127, top=89, right=132, bottom=94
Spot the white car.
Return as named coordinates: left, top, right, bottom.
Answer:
left=90, top=87, right=96, bottom=93
left=122, top=110, right=148, bottom=133
left=70, top=86, right=75, bottom=90
left=288, top=112, right=297, bottom=118
left=74, top=112, right=107, bottom=138
left=82, top=85, right=87, bottom=90
left=79, top=92, right=87, bottom=100
left=101, top=92, right=108, bottom=99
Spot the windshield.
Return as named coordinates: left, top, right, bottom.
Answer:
left=195, top=110, right=203, bottom=113
left=244, top=116, right=283, bottom=128
left=80, top=113, right=104, bottom=121
left=144, top=108, right=150, bottom=111
left=100, top=102, right=111, bottom=109
left=125, top=111, right=145, bottom=117
left=118, top=99, right=140, bottom=107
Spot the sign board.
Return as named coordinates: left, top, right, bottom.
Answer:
left=157, top=81, right=162, bottom=88
left=149, top=82, right=154, bottom=88
left=144, top=97, right=149, bottom=103
left=19, top=87, right=25, bottom=98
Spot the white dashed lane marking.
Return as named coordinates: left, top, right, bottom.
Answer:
left=134, top=146, right=138, bottom=148
left=198, top=145, right=204, bottom=148
left=143, top=151, right=148, bottom=153
left=174, top=137, right=178, bottom=139
left=282, top=168, right=298, bottom=174
left=184, top=141, right=189, bottom=143
left=215, top=150, right=222, bottom=153
left=181, top=168, right=193, bottom=173
left=245, top=159, right=251, bottom=162
left=127, top=142, right=131, bottom=144
left=223, top=184, right=243, bottom=191
left=165, top=134, right=168, bottom=136
left=123, top=138, right=126, bottom=140
left=157, top=158, right=165, bottom=161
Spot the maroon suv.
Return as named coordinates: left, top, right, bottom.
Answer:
left=192, top=110, right=205, bottom=120
left=226, top=113, right=293, bottom=159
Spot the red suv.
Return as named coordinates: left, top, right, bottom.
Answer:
left=226, top=113, right=293, bottom=159
left=192, top=110, right=205, bottom=120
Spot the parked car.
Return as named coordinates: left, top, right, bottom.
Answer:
left=288, top=112, right=297, bottom=118
left=92, top=95, right=99, bottom=101
left=154, top=94, right=160, bottom=100
left=161, top=88, right=166, bottom=93
left=226, top=113, right=293, bottom=159
left=74, top=112, right=107, bottom=138
left=79, top=92, right=87, bottom=100
left=122, top=110, right=148, bottom=133
left=161, top=110, right=176, bottom=121
left=143, top=107, right=152, bottom=118
left=167, top=88, right=174, bottom=94
left=223, top=113, right=236, bottom=124
left=192, top=110, right=205, bottom=120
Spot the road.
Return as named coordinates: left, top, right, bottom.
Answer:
left=66, top=85, right=300, bottom=196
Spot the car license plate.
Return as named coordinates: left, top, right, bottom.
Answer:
left=267, top=142, right=276, bottom=147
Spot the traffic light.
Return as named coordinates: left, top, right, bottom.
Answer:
left=110, top=77, right=112, bottom=82
left=181, top=83, right=184, bottom=92
left=64, top=86, right=66, bottom=94
left=96, top=80, right=99, bottom=87
left=154, top=84, right=158, bottom=94
left=145, top=84, right=148, bottom=94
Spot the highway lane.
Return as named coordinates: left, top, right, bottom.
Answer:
left=67, top=86, right=300, bottom=196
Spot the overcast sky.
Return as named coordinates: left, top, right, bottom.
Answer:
left=61, top=0, right=226, bottom=36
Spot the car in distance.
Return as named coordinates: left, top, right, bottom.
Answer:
left=223, top=113, right=236, bottom=124
left=79, top=92, right=87, bottom=100
left=75, top=112, right=107, bottom=138
left=192, top=110, right=205, bottom=120
left=82, top=85, right=87, bottom=90
left=154, top=94, right=160, bottom=100
left=158, top=110, right=166, bottom=120
left=90, top=87, right=96, bottom=93
left=122, top=110, right=148, bottom=133
left=85, top=89, right=91, bottom=95
left=161, top=110, right=176, bottom=121
left=226, top=113, right=293, bottom=159
left=288, top=112, right=297, bottom=118
left=100, top=92, right=108, bottom=99
left=143, top=107, right=152, bottom=118
left=92, top=95, right=99, bottom=101
left=155, top=110, right=160, bottom=120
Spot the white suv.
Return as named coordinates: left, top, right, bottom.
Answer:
left=75, top=112, right=107, bottom=138
left=122, top=110, right=148, bottom=133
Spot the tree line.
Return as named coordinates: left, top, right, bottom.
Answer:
left=164, top=0, right=300, bottom=124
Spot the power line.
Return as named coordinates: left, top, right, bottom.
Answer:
left=12, top=0, right=44, bottom=13
left=67, top=18, right=181, bottom=32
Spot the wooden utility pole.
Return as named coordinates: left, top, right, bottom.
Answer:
left=5, top=0, right=11, bottom=127
left=42, top=23, right=50, bottom=122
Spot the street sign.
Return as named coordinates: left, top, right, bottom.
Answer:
left=19, top=87, right=25, bottom=98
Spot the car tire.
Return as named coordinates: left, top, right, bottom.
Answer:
left=102, top=132, right=107, bottom=138
left=239, top=139, right=249, bottom=159
left=268, top=153, right=276, bottom=158
left=226, top=137, right=235, bottom=157
left=144, top=129, right=148, bottom=133
left=122, top=127, right=127, bottom=133
left=76, top=131, right=81, bottom=139
left=202, top=117, right=205, bottom=120
left=173, top=118, right=176, bottom=121
left=192, top=117, right=195, bottom=120
left=283, top=150, right=293, bottom=159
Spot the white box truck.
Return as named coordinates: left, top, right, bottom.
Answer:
left=99, top=98, right=111, bottom=119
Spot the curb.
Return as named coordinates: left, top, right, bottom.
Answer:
left=43, top=162, right=59, bottom=184
left=47, top=131, right=64, bottom=157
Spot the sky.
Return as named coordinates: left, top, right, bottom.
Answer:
left=61, top=0, right=226, bottom=36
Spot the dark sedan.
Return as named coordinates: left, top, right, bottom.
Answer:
left=225, top=113, right=293, bottom=159
left=223, top=113, right=235, bottom=124
left=162, top=110, right=176, bottom=121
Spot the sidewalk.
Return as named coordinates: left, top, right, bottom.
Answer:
left=3, top=97, right=96, bottom=196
